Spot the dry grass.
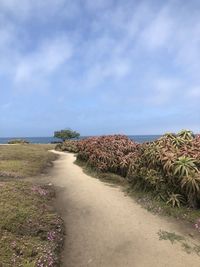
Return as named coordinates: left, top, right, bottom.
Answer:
left=0, top=144, right=57, bottom=179
left=0, top=144, right=64, bottom=266
left=0, top=181, right=64, bottom=266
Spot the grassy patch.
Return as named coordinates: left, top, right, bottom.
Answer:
left=0, top=181, right=64, bottom=266
left=157, top=230, right=200, bottom=255
left=0, top=144, right=64, bottom=266
left=158, top=230, right=185, bottom=244
left=0, top=144, right=57, bottom=178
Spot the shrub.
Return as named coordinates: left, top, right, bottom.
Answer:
left=54, top=129, right=80, bottom=141
left=127, top=130, right=200, bottom=208
left=76, top=135, right=139, bottom=177
left=57, top=130, right=200, bottom=208
left=8, top=139, right=29, bottom=144
left=55, top=140, right=79, bottom=153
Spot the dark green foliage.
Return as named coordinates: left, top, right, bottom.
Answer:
left=8, top=139, right=29, bottom=144
left=54, top=129, right=80, bottom=141
left=55, top=140, right=79, bottom=153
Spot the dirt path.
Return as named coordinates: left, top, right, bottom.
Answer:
left=48, top=151, right=200, bottom=267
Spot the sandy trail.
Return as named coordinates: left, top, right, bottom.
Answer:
left=48, top=151, right=200, bottom=267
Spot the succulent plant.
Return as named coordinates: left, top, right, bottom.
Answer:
left=173, top=156, right=198, bottom=177
left=75, top=135, right=139, bottom=176
left=177, top=130, right=195, bottom=141
left=57, top=130, right=200, bottom=208
left=181, top=172, right=200, bottom=196
left=166, top=193, right=185, bottom=208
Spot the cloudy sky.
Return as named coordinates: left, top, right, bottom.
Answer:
left=0, top=0, right=200, bottom=136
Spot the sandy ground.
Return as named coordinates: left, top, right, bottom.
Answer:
left=47, top=151, right=200, bottom=267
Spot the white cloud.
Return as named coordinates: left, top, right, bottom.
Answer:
left=187, top=87, right=200, bottom=98
left=82, top=59, right=131, bottom=89
left=14, top=37, right=73, bottom=84
left=147, top=78, right=182, bottom=105
left=0, top=0, right=200, bottom=116
left=141, top=8, right=173, bottom=49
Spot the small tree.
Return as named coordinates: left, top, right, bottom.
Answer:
left=54, top=129, right=80, bottom=141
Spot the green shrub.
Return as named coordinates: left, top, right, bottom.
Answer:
left=54, top=129, right=80, bottom=141
left=8, top=139, right=29, bottom=144
left=55, top=140, right=79, bottom=153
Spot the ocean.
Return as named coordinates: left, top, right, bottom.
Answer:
left=0, top=135, right=161, bottom=144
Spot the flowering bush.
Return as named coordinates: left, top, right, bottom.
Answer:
left=76, top=135, right=139, bottom=176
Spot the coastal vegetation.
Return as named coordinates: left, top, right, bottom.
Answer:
left=0, top=144, right=57, bottom=179
left=8, top=139, right=30, bottom=144
left=54, top=128, right=80, bottom=141
left=0, top=181, right=64, bottom=266
left=56, top=130, right=200, bottom=228
left=0, top=144, right=64, bottom=266
left=55, top=140, right=79, bottom=153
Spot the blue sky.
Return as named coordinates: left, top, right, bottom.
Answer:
left=0, top=0, right=200, bottom=137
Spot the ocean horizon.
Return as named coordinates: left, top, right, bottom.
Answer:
left=0, top=135, right=161, bottom=144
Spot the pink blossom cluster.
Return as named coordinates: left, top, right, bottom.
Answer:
left=47, top=231, right=56, bottom=241
left=11, top=240, right=17, bottom=248
left=36, top=248, right=56, bottom=267
left=31, top=185, right=48, bottom=196
left=194, top=218, right=200, bottom=232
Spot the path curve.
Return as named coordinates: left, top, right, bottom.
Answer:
left=49, top=151, right=200, bottom=267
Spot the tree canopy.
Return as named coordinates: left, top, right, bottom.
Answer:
left=54, top=129, right=80, bottom=141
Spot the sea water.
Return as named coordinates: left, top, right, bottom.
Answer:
left=0, top=135, right=161, bottom=144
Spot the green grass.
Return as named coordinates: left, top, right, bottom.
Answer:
left=0, top=144, right=57, bottom=178
left=157, top=230, right=200, bottom=255
left=158, top=230, right=185, bottom=244
left=75, top=158, right=200, bottom=226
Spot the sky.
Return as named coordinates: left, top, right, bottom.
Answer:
left=0, top=0, right=200, bottom=137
